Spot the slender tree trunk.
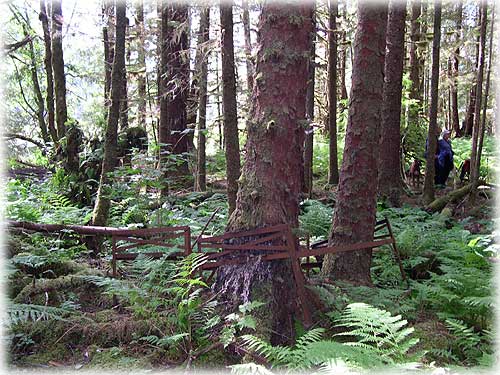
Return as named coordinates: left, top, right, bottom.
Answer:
left=303, top=4, right=316, bottom=195
left=470, top=1, right=488, bottom=190
left=451, top=1, right=462, bottom=137
left=377, top=0, right=406, bottom=207
left=39, top=0, right=57, bottom=144
left=408, top=0, right=422, bottom=127
left=220, top=1, right=241, bottom=215
left=215, top=50, right=223, bottom=150
left=339, top=29, right=348, bottom=104
left=320, top=1, right=388, bottom=285
left=135, top=0, right=147, bottom=129
left=215, top=2, right=312, bottom=345
left=158, top=2, right=169, bottom=191
left=423, top=0, right=442, bottom=205
left=242, top=0, right=254, bottom=98
left=327, top=0, right=339, bottom=185
left=195, top=6, right=210, bottom=192
left=103, top=0, right=114, bottom=108
left=51, top=0, right=68, bottom=138
left=92, top=1, right=126, bottom=226
left=463, top=8, right=481, bottom=136
left=25, top=25, right=49, bottom=143
left=480, top=6, right=494, bottom=142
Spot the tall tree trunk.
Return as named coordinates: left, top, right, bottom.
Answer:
left=24, top=24, right=49, bottom=143
left=470, top=1, right=488, bottom=190
left=39, top=0, right=57, bottom=144
left=214, top=3, right=312, bottom=345
left=159, top=4, right=190, bottom=190
left=451, top=1, right=462, bottom=137
left=408, top=0, right=422, bottom=127
left=377, top=0, right=406, bottom=207
left=423, top=0, right=442, bottom=205
left=327, top=0, right=339, bottom=185
left=242, top=0, right=254, bottom=98
left=158, top=2, right=169, bottom=191
left=135, top=0, right=147, bottom=129
left=92, top=1, right=126, bottom=226
left=303, top=4, right=316, bottom=196
left=103, top=0, right=114, bottom=108
left=481, top=6, right=494, bottom=138
left=195, top=6, right=210, bottom=192
left=463, top=7, right=481, bottom=137
left=320, top=1, right=388, bottom=285
left=120, top=39, right=129, bottom=131
left=220, top=1, right=241, bottom=215
left=339, top=29, right=348, bottom=104
left=215, top=50, right=223, bottom=149
left=51, top=0, right=68, bottom=139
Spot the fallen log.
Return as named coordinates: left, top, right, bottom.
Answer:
left=8, top=220, right=148, bottom=236
left=425, top=183, right=473, bottom=213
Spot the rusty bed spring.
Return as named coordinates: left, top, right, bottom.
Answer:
left=111, top=218, right=406, bottom=326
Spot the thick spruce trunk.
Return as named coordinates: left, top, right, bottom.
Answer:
left=92, top=2, right=126, bottom=227
left=320, top=1, right=388, bottom=285
left=214, top=3, right=312, bottom=345
left=220, top=2, right=241, bottom=215
left=303, top=4, right=316, bottom=196
left=327, top=0, right=339, bottom=185
left=195, top=6, right=210, bottom=192
left=377, top=0, right=406, bottom=207
left=51, top=0, right=68, bottom=139
left=423, top=0, right=442, bottom=204
left=39, top=0, right=57, bottom=144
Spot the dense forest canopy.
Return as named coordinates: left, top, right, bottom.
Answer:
left=2, top=0, right=499, bottom=373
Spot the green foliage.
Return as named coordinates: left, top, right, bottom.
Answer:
left=299, top=199, right=333, bottom=239
left=7, top=303, right=74, bottom=326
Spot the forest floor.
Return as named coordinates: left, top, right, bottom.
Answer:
left=5, top=172, right=498, bottom=373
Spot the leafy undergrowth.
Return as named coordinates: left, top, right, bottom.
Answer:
left=5, top=171, right=497, bottom=372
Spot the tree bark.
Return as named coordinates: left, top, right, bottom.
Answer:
left=214, top=2, right=313, bottom=345
left=103, top=0, right=114, bottom=108
left=422, top=0, right=442, bottom=205
left=377, top=0, right=406, bottom=207
left=25, top=26, right=49, bottom=144
left=195, top=6, right=210, bottom=192
left=92, top=1, right=126, bottom=227
left=327, top=0, right=339, bottom=185
left=303, top=4, right=316, bottom=195
left=450, top=1, right=462, bottom=137
left=408, top=0, right=422, bottom=127
left=470, top=1, right=488, bottom=195
left=51, top=0, right=68, bottom=139
left=220, top=1, right=241, bottom=215
left=135, top=0, right=147, bottom=129
left=320, top=1, right=388, bottom=285
left=39, top=0, right=57, bottom=144
left=159, top=4, right=190, bottom=191
left=242, top=0, right=254, bottom=98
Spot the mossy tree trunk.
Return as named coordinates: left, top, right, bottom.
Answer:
left=51, top=0, right=68, bottom=139
left=423, top=0, right=442, bottom=205
left=103, top=0, right=114, bottom=110
left=39, top=0, right=58, bottom=144
left=377, top=0, right=406, bottom=207
left=327, top=0, right=339, bottom=186
left=242, top=0, right=254, bottom=99
left=320, top=1, right=388, bottom=285
left=303, top=3, right=315, bottom=196
left=220, top=2, right=241, bottom=215
left=195, top=5, right=210, bottom=192
left=92, top=1, right=126, bottom=227
left=214, top=2, right=313, bottom=345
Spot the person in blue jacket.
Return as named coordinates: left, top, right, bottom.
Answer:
left=435, top=129, right=454, bottom=187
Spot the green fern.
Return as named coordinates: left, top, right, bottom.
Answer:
left=7, top=303, right=73, bottom=326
